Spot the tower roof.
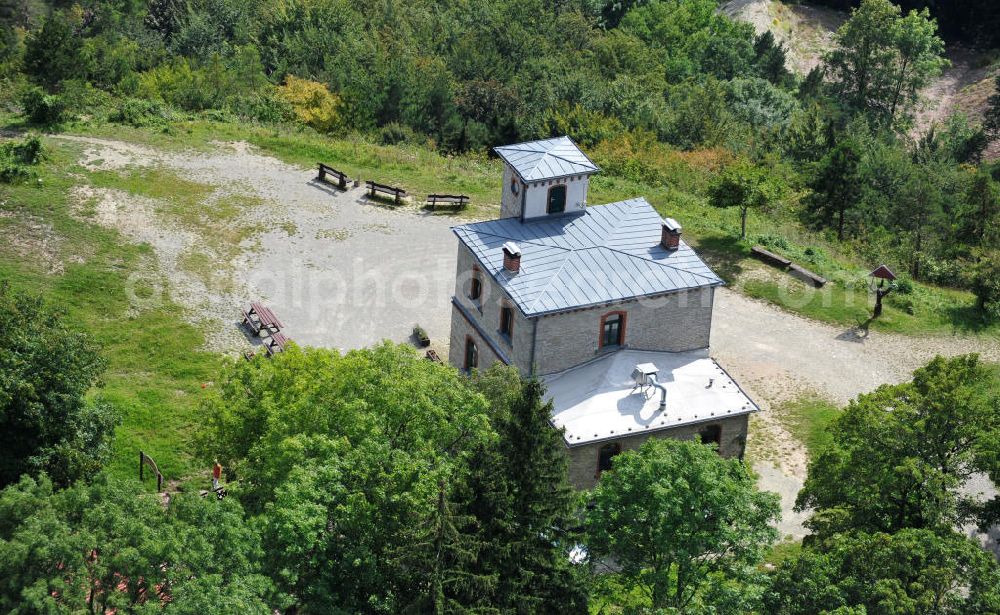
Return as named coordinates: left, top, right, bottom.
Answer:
left=493, top=136, right=600, bottom=182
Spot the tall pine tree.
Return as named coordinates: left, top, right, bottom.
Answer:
left=464, top=366, right=587, bottom=613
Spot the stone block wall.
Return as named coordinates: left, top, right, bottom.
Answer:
left=563, top=413, right=749, bottom=490
left=532, top=286, right=715, bottom=375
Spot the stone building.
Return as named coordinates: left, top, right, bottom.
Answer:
left=448, top=136, right=758, bottom=489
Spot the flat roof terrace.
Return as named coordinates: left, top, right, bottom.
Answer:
left=543, top=349, right=759, bottom=447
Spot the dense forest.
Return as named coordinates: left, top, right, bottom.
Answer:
left=2, top=0, right=1000, bottom=612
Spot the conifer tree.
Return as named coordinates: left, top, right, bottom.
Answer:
left=465, top=366, right=587, bottom=613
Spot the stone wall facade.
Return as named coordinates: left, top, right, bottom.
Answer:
left=563, top=413, right=749, bottom=490
left=532, top=286, right=715, bottom=375
left=449, top=244, right=534, bottom=372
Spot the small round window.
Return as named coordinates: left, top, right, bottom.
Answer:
left=510, top=178, right=520, bottom=195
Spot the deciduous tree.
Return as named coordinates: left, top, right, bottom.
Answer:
left=586, top=438, right=779, bottom=611
left=823, top=0, right=947, bottom=129
left=0, top=284, right=118, bottom=488
left=764, top=529, right=1000, bottom=614
left=797, top=354, right=1000, bottom=538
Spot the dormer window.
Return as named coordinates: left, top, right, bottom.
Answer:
left=600, top=311, right=626, bottom=348
left=547, top=184, right=566, bottom=214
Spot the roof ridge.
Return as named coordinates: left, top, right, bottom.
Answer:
left=524, top=250, right=577, bottom=314
left=454, top=227, right=576, bottom=252
left=600, top=244, right=722, bottom=284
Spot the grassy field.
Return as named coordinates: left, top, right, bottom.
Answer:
left=0, top=138, right=221, bottom=487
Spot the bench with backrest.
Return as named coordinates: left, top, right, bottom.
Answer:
left=265, top=331, right=291, bottom=357
left=242, top=301, right=284, bottom=336
left=317, top=163, right=350, bottom=190
left=426, top=194, right=469, bottom=211
left=366, top=180, right=406, bottom=204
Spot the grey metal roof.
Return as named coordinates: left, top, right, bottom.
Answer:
left=452, top=198, right=724, bottom=317
left=493, top=136, right=600, bottom=182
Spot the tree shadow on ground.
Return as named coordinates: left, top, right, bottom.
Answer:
left=693, top=234, right=747, bottom=283
left=944, top=305, right=993, bottom=334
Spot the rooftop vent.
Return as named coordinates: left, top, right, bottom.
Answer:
left=502, top=241, right=522, bottom=273
left=631, top=363, right=667, bottom=410
left=661, top=218, right=682, bottom=251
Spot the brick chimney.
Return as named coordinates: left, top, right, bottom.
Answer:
left=502, top=241, right=522, bottom=273
left=661, top=218, right=682, bottom=251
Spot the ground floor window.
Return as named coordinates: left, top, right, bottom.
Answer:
left=699, top=424, right=721, bottom=448
left=596, top=442, right=622, bottom=476
left=464, top=336, right=478, bottom=371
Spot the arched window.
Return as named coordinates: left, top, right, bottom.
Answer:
left=597, top=442, right=622, bottom=476
left=600, top=311, right=626, bottom=348
left=699, top=424, right=721, bottom=448
left=547, top=184, right=567, bottom=214
left=464, top=336, right=479, bottom=372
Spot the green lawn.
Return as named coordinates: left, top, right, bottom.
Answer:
left=774, top=394, right=842, bottom=460
left=0, top=139, right=221, bottom=486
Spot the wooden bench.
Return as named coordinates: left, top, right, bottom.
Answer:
left=317, top=163, right=350, bottom=190
left=426, top=194, right=469, bottom=211
left=265, top=331, right=291, bottom=357
left=366, top=180, right=406, bottom=204
left=425, top=349, right=442, bottom=363
left=751, top=245, right=792, bottom=269
left=789, top=263, right=827, bottom=288
left=242, top=301, right=284, bottom=336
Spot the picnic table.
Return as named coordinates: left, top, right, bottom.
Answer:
left=242, top=301, right=284, bottom=336
left=265, top=331, right=291, bottom=357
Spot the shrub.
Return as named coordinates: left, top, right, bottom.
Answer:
left=542, top=103, right=624, bottom=147
left=109, top=97, right=172, bottom=128
left=277, top=75, right=342, bottom=133
left=413, top=325, right=430, bottom=347
left=226, top=89, right=295, bottom=124
left=0, top=135, right=45, bottom=184
left=20, top=86, right=66, bottom=126
left=379, top=122, right=417, bottom=146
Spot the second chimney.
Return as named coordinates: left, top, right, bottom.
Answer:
left=502, top=241, right=522, bottom=273
left=661, top=218, right=682, bottom=251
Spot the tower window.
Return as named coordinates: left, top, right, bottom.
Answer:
left=547, top=185, right=567, bottom=214
left=600, top=311, right=625, bottom=348
left=464, top=336, right=479, bottom=371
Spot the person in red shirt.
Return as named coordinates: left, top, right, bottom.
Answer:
left=212, top=461, right=222, bottom=491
